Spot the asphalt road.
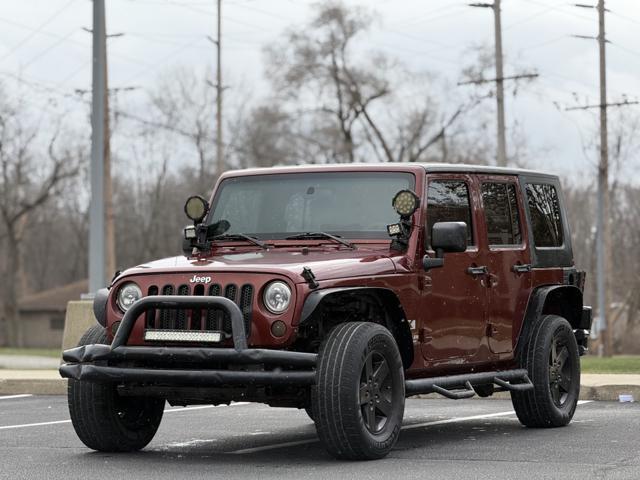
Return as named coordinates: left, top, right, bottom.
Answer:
left=0, top=395, right=638, bottom=480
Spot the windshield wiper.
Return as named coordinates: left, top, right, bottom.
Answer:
left=211, top=233, right=268, bottom=249
left=285, top=232, right=355, bottom=249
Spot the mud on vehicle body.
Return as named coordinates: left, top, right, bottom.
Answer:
left=61, top=163, right=592, bottom=460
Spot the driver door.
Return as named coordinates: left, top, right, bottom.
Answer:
left=420, top=174, right=489, bottom=362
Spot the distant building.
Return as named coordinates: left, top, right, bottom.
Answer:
left=17, top=280, right=88, bottom=348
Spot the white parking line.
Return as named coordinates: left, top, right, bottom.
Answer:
left=0, top=394, right=33, bottom=401
left=0, top=402, right=249, bottom=431
left=230, top=401, right=594, bottom=454
left=0, top=419, right=71, bottom=431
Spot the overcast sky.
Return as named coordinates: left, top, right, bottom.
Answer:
left=1, top=0, right=639, bottom=181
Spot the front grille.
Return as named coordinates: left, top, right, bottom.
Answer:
left=144, top=282, right=254, bottom=340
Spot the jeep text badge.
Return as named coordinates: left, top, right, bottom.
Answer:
left=189, top=274, right=212, bottom=284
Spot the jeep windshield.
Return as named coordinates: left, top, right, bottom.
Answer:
left=206, top=171, right=415, bottom=240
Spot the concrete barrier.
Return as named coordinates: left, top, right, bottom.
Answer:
left=61, top=300, right=97, bottom=353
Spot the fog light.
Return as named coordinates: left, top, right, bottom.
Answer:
left=111, top=321, right=121, bottom=337
left=270, top=320, right=287, bottom=337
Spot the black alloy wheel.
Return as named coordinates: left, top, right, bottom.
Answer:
left=549, top=336, right=573, bottom=407
left=359, top=351, right=393, bottom=434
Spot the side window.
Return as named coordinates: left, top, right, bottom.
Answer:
left=481, top=182, right=522, bottom=246
left=526, top=183, right=563, bottom=247
left=426, top=180, right=474, bottom=249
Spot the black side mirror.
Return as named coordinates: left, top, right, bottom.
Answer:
left=423, top=222, right=468, bottom=271
left=432, top=221, right=467, bottom=253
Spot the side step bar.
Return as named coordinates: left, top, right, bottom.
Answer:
left=405, top=369, right=533, bottom=399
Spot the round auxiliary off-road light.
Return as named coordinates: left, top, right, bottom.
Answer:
left=271, top=320, right=287, bottom=338
left=184, top=195, right=209, bottom=223
left=392, top=189, right=420, bottom=217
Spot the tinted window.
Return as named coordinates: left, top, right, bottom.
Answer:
left=208, top=172, right=415, bottom=239
left=526, top=183, right=563, bottom=247
left=426, top=180, right=473, bottom=249
left=481, top=182, right=522, bottom=246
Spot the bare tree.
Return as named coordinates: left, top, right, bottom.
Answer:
left=0, top=90, right=79, bottom=346
left=148, top=67, right=217, bottom=192
left=266, top=1, right=488, bottom=165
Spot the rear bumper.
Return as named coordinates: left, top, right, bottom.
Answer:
left=59, top=295, right=317, bottom=387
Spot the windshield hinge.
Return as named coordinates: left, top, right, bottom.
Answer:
left=302, top=267, right=319, bottom=289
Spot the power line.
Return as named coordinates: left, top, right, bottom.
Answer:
left=565, top=99, right=639, bottom=111
left=0, top=69, right=219, bottom=144
left=0, top=0, right=77, bottom=61
left=121, top=36, right=206, bottom=84
left=457, top=72, right=539, bottom=86
left=19, top=29, right=78, bottom=70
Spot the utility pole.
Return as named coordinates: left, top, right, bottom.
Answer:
left=467, top=2, right=537, bottom=167
left=216, top=0, right=224, bottom=176
left=493, top=0, right=506, bottom=167
left=103, top=20, right=116, bottom=287
left=569, top=1, right=639, bottom=356
left=88, top=0, right=117, bottom=294
left=597, top=0, right=611, bottom=357
left=89, top=0, right=106, bottom=294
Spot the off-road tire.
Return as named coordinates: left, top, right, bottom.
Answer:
left=68, top=324, right=165, bottom=452
left=511, top=315, right=580, bottom=428
left=312, top=322, right=405, bottom=460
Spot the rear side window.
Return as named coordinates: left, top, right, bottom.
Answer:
left=481, top=182, right=522, bottom=246
left=426, top=180, right=474, bottom=249
left=526, top=183, right=563, bottom=247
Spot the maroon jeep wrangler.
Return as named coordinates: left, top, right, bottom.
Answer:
left=61, top=163, right=592, bottom=460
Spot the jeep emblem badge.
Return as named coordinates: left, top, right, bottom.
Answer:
left=189, top=274, right=211, bottom=284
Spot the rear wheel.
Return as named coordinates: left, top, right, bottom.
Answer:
left=68, top=325, right=165, bottom=452
left=512, top=315, right=580, bottom=427
left=312, top=322, right=405, bottom=460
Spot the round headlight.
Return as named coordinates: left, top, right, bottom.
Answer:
left=263, top=281, right=291, bottom=314
left=116, top=282, right=142, bottom=312
left=392, top=189, right=420, bottom=217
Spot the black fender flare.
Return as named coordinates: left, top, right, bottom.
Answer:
left=93, top=288, right=110, bottom=327
left=514, top=284, right=583, bottom=359
left=299, top=287, right=414, bottom=369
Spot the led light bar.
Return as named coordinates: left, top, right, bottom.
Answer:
left=144, top=329, right=223, bottom=343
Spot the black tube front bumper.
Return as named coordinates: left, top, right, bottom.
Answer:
left=59, top=295, right=317, bottom=387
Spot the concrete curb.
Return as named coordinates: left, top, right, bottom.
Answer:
left=2, top=376, right=638, bottom=401
left=0, top=378, right=66, bottom=396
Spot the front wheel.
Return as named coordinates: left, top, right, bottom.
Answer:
left=312, top=322, right=405, bottom=460
left=511, top=315, right=581, bottom=428
left=68, top=325, right=165, bottom=452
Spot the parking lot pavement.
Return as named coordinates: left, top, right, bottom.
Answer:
left=1, top=396, right=639, bottom=480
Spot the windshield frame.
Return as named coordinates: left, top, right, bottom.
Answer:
left=205, top=171, right=417, bottom=241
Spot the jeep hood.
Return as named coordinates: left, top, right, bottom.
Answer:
left=119, top=248, right=397, bottom=284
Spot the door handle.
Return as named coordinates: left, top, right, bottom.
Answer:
left=512, top=263, right=532, bottom=274
left=467, top=265, right=489, bottom=276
